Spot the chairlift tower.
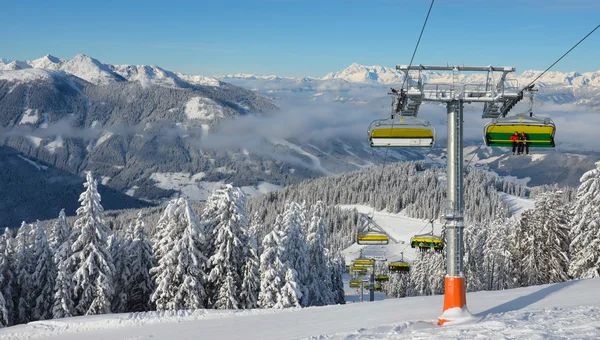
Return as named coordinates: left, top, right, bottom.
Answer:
left=395, top=64, right=520, bottom=325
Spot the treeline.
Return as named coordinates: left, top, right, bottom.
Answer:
left=247, top=161, right=529, bottom=251
left=0, top=173, right=345, bottom=327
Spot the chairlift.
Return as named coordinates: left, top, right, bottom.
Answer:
left=357, top=214, right=389, bottom=245
left=349, top=266, right=367, bottom=276
left=368, top=117, right=435, bottom=148
left=410, top=220, right=444, bottom=251
left=357, top=231, right=389, bottom=245
left=388, top=253, right=410, bottom=272
left=375, top=274, right=390, bottom=282
left=352, top=258, right=375, bottom=268
left=349, top=279, right=362, bottom=288
left=484, top=88, right=556, bottom=148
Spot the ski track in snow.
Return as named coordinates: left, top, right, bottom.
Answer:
left=1, top=279, right=598, bottom=340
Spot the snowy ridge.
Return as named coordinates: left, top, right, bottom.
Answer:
left=321, top=63, right=600, bottom=87
left=0, top=54, right=220, bottom=88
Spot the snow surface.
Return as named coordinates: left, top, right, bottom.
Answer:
left=1, top=278, right=598, bottom=339
left=184, top=97, right=224, bottom=121
left=18, top=109, right=39, bottom=125
left=149, top=172, right=282, bottom=201
left=45, top=136, right=64, bottom=153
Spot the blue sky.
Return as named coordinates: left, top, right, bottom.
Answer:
left=2, top=0, right=599, bottom=77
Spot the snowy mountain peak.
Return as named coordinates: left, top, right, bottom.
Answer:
left=322, top=63, right=404, bottom=84
left=29, top=54, right=64, bottom=69
left=60, top=54, right=126, bottom=85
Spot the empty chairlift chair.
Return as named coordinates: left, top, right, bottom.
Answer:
left=349, top=279, right=362, bottom=288
left=352, top=258, right=375, bottom=269
left=368, top=117, right=435, bottom=148
left=375, top=274, right=390, bottom=282
left=357, top=230, right=390, bottom=245
left=484, top=115, right=556, bottom=148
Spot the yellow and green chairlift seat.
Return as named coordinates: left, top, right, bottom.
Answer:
left=375, top=275, right=389, bottom=282
left=388, top=261, right=410, bottom=272
left=364, top=283, right=383, bottom=291
left=349, top=279, right=362, bottom=288
left=368, top=118, right=435, bottom=148
left=349, top=266, right=367, bottom=276
left=357, top=231, right=389, bottom=245
left=352, top=258, right=375, bottom=268
left=410, top=234, right=444, bottom=250
left=484, top=115, right=556, bottom=148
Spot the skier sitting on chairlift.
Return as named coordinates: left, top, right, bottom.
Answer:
left=510, top=131, right=519, bottom=155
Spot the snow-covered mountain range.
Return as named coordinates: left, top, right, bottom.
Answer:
left=322, top=62, right=600, bottom=88
left=1, top=54, right=598, bottom=222
left=0, top=54, right=220, bottom=87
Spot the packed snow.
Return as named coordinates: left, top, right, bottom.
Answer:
left=1, top=278, right=598, bottom=339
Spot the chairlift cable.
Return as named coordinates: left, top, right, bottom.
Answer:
left=368, top=0, right=436, bottom=222
left=522, top=23, right=600, bottom=91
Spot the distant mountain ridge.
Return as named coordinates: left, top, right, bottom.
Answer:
left=0, top=54, right=221, bottom=88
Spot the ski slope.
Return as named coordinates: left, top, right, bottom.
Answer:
left=0, top=278, right=598, bottom=339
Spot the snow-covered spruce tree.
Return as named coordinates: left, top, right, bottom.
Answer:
left=463, top=222, right=487, bottom=292
left=306, top=201, right=334, bottom=306
left=529, top=191, right=570, bottom=284
left=408, top=250, right=445, bottom=296
left=0, top=230, right=11, bottom=327
left=239, top=223, right=260, bottom=309
left=30, top=221, right=56, bottom=321
left=258, top=217, right=285, bottom=309
left=14, top=223, right=33, bottom=324
left=482, top=213, right=515, bottom=291
left=126, top=213, right=155, bottom=312
left=150, top=198, right=208, bottom=311
left=274, top=268, right=302, bottom=309
left=206, top=185, right=248, bottom=310
left=280, top=202, right=310, bottom=307
left=0, top=228, right=15, bottom=326
left=569, top=162, right=600, bottom=279
left=69, top=171, right=115, bottom=316
left=515, top=191, right=570, bottom=287
left=52, top=211, right=75, bottom=319
left=108, top=234, right=130, bottom=313
left=50, top=209, right=70, bottom=253
left=328, top=252, right=346, bottom=304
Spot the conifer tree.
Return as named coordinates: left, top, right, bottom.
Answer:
left=569, top=162, right=600, bottom=279
left=150, top=198, right=207, bottom=311
left=52, top=214, right=74, bottom=319
left=274, top=268, right=302, bottom=309
left=127, top=213, right=155, bottom=312
left=69, top=171, right=115, bottom=316
left=14, top=223, right=33, bottom=324
left=108, top=234, right=130, bottom=313
left=280, top=202, right=310, bottom=307
left=240, top=225, right=260, bottom=309
left=258, top=217, right=285, bottom=309
left=306, top=201, right=333, bottom=306
left=207, top=185, right=248, bottom=309
left=30, top=222, right=55, bottom=321
left=0, top=229, right=14, bottom=326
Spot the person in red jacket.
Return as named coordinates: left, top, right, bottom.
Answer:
left=510, top=131, right=519, bottom=155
